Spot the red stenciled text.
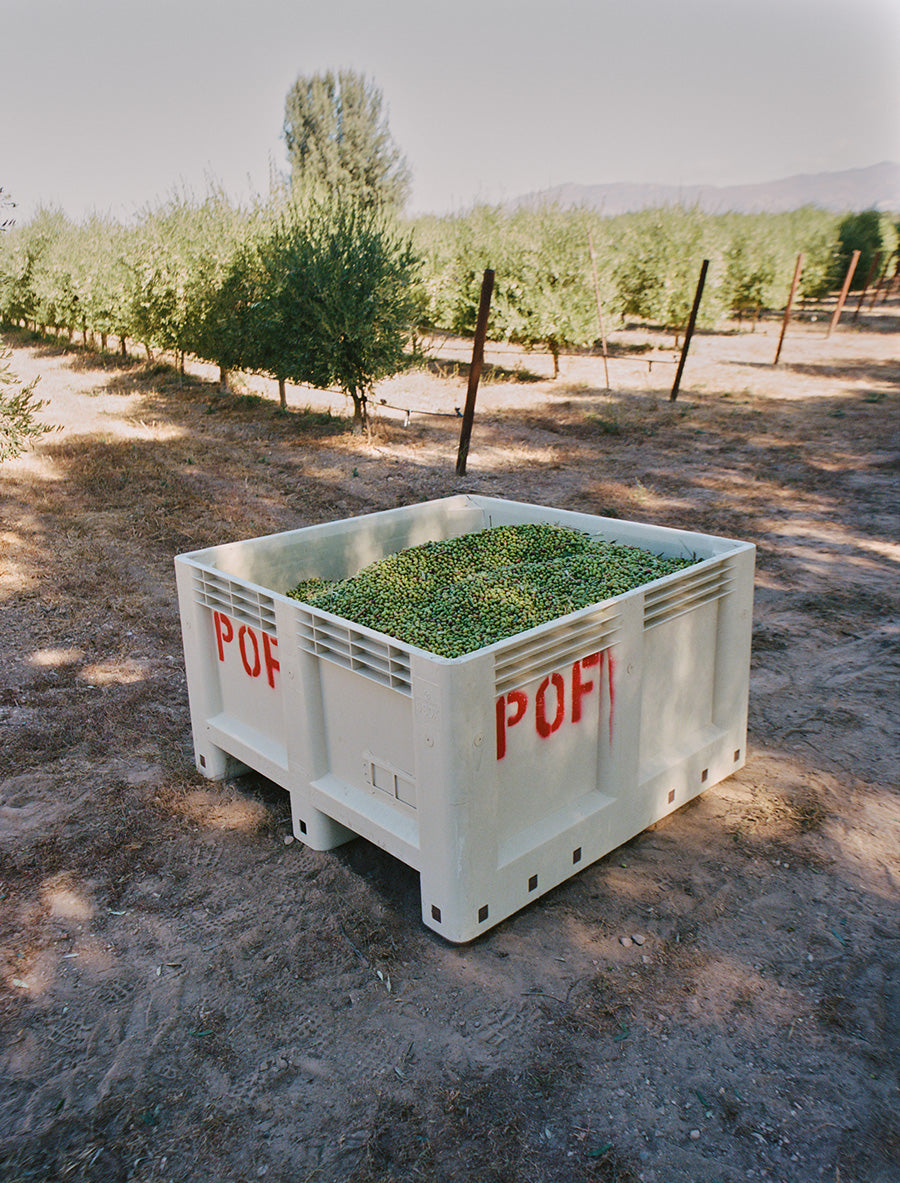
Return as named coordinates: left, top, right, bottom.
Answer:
left=213, top=610, right=280, bottom=689
left=495, top=650, right=614, bottom=760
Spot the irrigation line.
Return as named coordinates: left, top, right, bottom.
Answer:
left=423, top=336, right=679, bottom=370
left=376, top=400, right=462, bottom=422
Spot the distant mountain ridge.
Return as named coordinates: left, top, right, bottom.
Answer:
left=512, top=162, right=900, bottom=216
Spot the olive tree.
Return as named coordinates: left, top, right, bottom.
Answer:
left=0, top=206, right=69, bottom=333
left=0, top=193, right=54, bottom=460
left=234, top=194, right=421, bottom=429
left=0, top=343, right=52, bottom=460
left=0, top=188, right=14, bottom=233
left=832, top=209, right=898, bottom=290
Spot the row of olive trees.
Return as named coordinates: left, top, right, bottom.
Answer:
left=2, top=182, right=895, bottom=436
left=1, top=68, right=419, bottom=456
left=0, top=190, right=421, bottom=430
left=411, top=203, right=898, bottom=360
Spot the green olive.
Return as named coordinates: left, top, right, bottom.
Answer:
left=287, top=523, right=695, bottom=658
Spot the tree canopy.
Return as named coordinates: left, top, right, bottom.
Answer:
left=0, top=343, right=53, bottom=461
left=0, top=191, right=54, bottom=461
left=283, top=70, right=411, bottom=211
left=231, top=193, right=421, bottom=428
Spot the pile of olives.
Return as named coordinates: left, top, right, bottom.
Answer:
left=288, top=523, right=695, bottom=658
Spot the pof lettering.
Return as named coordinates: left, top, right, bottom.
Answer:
left=213, top=610, right=280, bottom=689
left=495, top=651, right=614, bottom=760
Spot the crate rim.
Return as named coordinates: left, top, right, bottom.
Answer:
left=175, top=495, right=755, bottom=666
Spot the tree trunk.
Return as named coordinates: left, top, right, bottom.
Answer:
left=179, top=350, right=185, bottom=375
left=120, top=336, right=127, bottom=357
left=219, top=366, right=228, bottom=391
left=278, top=377, right=286, bottom=411
left=100, top=332, right=108, bottom=352
left=144, top=343, right=152, bottom=362
left=350, top=389, right=368, bottom=435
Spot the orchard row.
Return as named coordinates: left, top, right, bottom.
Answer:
left=1, top=191, right=895, bottom=420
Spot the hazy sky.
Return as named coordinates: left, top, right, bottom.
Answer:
left=3, top=0, right=899, bottom=223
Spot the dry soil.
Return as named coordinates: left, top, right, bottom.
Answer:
left=1, top=305, right=898, bottom=1183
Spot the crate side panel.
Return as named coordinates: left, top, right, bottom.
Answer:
left=638, top=600, right=719, bottom=776
left=494, top=648, right=615, bottom=845
left=316, top=662, right=417, bottom=812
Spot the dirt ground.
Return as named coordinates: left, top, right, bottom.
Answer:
left=1, top=303, right=898, bottom=1183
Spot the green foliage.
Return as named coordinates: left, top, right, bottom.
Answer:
left=778, top=207, right=842, bottom=300
left=0, top=343, right=53, bottom=461
left=500, top=208, right=601, bottom=374
left=0, top=189, right=14, bottom=233
left=613, top=206, right=727, bottom=332
left=283, top=70, right=410, bottom=211
left=119, top=197, right=207, bottom=356
left=832, top=209, right=899, bottom=289
left=288, top=523, right=695, bottom=658
left=178, top=192, right=258, bottom=375
left=413, top=202, right=850, bottom=344
left=413, top=205, right=610, bottom=372
left=0, top=193, right=55, bottom=460
left=232, top=193, right=421, bottom=427
left=65, top=216, right=131, bottom=344
left=722, top=225, right=776, bottom=320
left=0, top=180, right=864, bottom=417
left=0, top=206, right=69, bottom=329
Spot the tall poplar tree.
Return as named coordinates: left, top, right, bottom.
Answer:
left=283, top=70, right=411, bottom=210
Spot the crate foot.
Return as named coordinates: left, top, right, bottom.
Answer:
left=195, top=744, right=248, bottom=781
left=289, top=793, right=355, bottom=850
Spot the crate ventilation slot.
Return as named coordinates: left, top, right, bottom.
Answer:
left=295, top=609, right=412, bottom=694
left=193, top=571, right=277, bottom=633
left=643, top=560, right=733, bottom=630
left=494, top=607, right=621, bottom=695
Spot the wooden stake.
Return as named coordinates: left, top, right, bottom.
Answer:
left=868, top=257, right=891, bottom=309
left=456, top=269, right=494, bottom=476
left=588, top=231, right=611, bottom=391
left=670, top=259, right=708, bottom=401
left=876, top=253, right=900, bottom=305
left=826, top=250, right=860, bottom=337
left=774, top=253, right=804, bottom=365
left=852, top=251, right=882, bottom=322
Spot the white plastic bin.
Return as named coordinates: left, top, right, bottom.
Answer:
left=175, top=495, right=754, bottom=942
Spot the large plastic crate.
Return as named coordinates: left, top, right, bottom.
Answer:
left=175, top=495, right=754, bottom=942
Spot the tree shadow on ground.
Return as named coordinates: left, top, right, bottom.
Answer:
left=423, top=355, right=545, bottom=383
left=731, top=355, right=900, bottom=386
